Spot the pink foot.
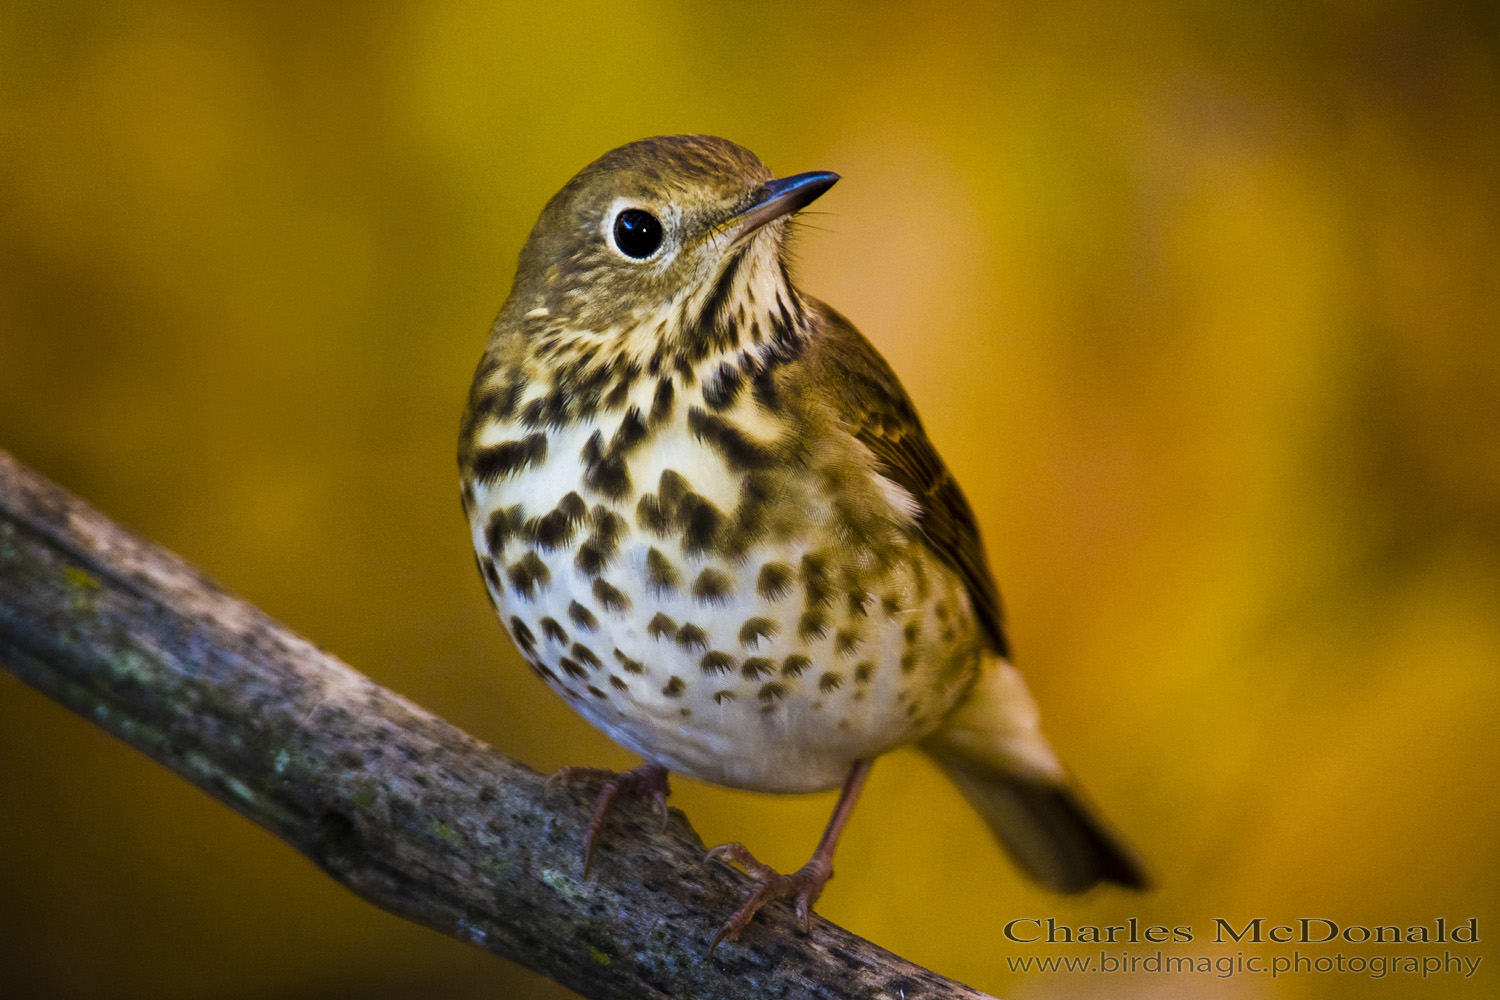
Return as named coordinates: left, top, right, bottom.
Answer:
left=706, top=841, right=834, bottom=954
left=544, top=760, right=670, bottom=874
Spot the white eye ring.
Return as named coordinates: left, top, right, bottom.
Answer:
left=602, top=198, right=677, bottom=263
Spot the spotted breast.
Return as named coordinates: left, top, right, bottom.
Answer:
left=463, top=295, right=983, bottom=793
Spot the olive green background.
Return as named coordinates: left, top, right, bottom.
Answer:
left=1, top=3, right=1496, bottom=998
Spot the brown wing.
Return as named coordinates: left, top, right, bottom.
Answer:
left=805, top=301, right=1009, bottom=657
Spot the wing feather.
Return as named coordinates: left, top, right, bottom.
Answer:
left=804, top=301, right=1009, bottom=656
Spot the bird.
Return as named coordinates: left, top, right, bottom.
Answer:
left=458, top=134, right=1146, bottom=949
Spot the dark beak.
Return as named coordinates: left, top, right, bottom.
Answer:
left=729, top=170, right=839, bottom=242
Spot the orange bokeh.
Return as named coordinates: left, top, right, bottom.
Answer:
left=2, top=4, right=1496, bottom=998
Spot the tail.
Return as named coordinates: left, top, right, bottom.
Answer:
left=922, top=658, right=1148, bottom=893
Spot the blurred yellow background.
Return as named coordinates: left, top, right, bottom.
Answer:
left=2, top=3, right=1496, bottom=998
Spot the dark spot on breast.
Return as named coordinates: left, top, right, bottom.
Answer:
left=591, top=505, right=625, bottom=546
left=651, top=377, right=675, bottom=424
left=700, top=650, right=734, bottom=674
left=646, top=547, right=679, bottom=595
left=647, top=613, right=677, bottom=640
left=703, top=361, right=744, bottom=411
left=714, top=690, right=736, bottom=704
left=560, top=657, right=588, bottom=679
left=835, top=628, right=862, bottom=656
left=568, top=600, right=599, bottom=631
left=473, top=433, right=548, bottom=485
left=819, top=671, right=843, bottom=692
left=532, top=492, right=587, bottom=550
left=781, top=654, right=811, bottom=677
left=900, top=652, right=918, bottom=672
left=752, top=368, right=780, bottom=412
left=636, top=468, right=690, bottom=536
left=636, top=493, right=669, bottom=535
left=691, top=568, right=733, bottom=604
left=758, top=682, right=786, bottom=702
left=904, top=620, right=922, bottom=644
left=574, top=540, right=609, bottom=576
left=581, top=406, right=648, bottom=499
left=609, top=675, right=629, bottom=691
left=738, top=616, right=778, bottom=647
left=881, top=594, right=902, bottom=616
left=592, top=578, right=630, bottom=612
left=614, top=405, right=649, bottom=449
left=579, top=431, right=619, bottom=495
left=613, top=648, right=645, bottom=674
left=587, top=685, right=608, bottom=699
left=484, top=505, right=523, bottom=557
left=847, top=587, right=872, bottom=617
left=602, top=380, right=629, bottom=411
left=506, top=551, right=551, bottom=599
left=480, top=556, right=501, bottom=592
left=658, top=468, right=689, bottom=506
left=756, top=562, right=794, bottom=600
left=575, top=364, right=617, bottom=422
left=854, top=662, right=874, bottom=683
left=662, top=676, right=686, bottom=698
left=571, top=644, right=602, bottom=670
left=539, top=617, right=567, bottom=644
left=603, top=362, right=639, bottom=411
left=479, top=376, right=526, bottom=421
left=676, top=623, right=708, bottom=651
left=508, top=617, right=535, bottom=654
left=741, top=657, right=774, bottom=680
left=800, top=553, right=832, bottom=608
left=797, top=609, right=828, bottom=641
left=677, top=492, right=723, bottom=556
left=518, top=397, right=546, bottom=427
left=687, top=407, right=772, bottom=470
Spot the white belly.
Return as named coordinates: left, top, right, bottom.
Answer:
left=467, top=397, right=981, bottom=792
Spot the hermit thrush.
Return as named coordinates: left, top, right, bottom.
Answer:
left=459, top=135, right=1145, bottom=947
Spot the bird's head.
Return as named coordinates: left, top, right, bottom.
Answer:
left=502, top=135, right=838, bottom=366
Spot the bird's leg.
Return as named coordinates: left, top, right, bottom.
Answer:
left=707, top=758, right=872, bottom=954
left=543, top=760, right=671, bottom=875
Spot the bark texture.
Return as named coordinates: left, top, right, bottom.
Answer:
left=0, top=448, right=994, bottom=1000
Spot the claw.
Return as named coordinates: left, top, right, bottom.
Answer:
left=704, top=841, right=833, bottom=956
left=704, top=842, right=738, bottom=866
left=708, top=924, right=733, bottom=959
left=543, top=765, right=608, bottom=804
left=652, top=789, right=670, bottom=833
left=542, top=761, right=671, bottom=875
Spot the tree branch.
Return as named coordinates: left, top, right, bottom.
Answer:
left=0, top=448, right=994, bottom=1000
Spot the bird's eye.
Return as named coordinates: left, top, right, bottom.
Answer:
left=612, top=209, right=663, bottom=259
